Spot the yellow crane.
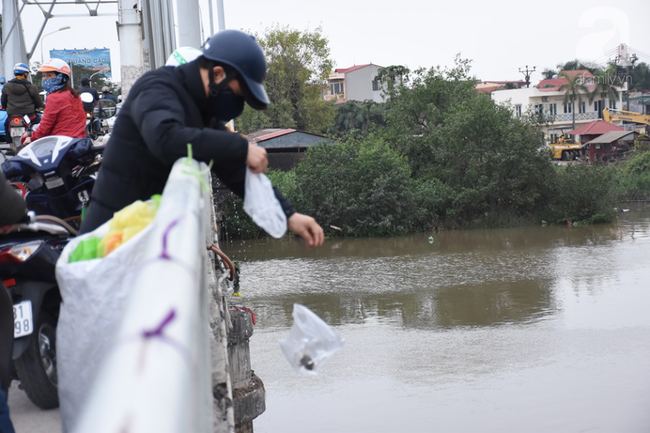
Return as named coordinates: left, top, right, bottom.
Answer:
left=603, top=108, right=650, bottom=126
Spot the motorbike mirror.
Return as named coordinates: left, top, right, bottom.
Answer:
left=80, top=92, right=94, bottom=104
left=92, top=100, right=117, bottom=120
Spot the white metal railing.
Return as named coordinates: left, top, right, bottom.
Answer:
left=73, top=158, right=214, bottom=432
left=551, top=112, right=599, bottom=122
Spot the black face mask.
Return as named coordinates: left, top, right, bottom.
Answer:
left=209, top=87, right=245, bottom=123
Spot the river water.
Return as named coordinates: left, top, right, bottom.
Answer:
left=224, top=206, right=650, bottom=433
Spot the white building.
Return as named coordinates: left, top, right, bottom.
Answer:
left=323, top=63, right=385, bottom=103
left=491, top=70, right=625, bottom=142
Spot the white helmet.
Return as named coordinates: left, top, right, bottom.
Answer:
left=166, top=47, right=202, bottom=67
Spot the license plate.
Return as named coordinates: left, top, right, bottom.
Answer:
left=10, top=127, right=25, bottom=137
left=13, top=300, right=34, bottom=338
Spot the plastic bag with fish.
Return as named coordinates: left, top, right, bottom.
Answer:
left=279, top=304, right=345, bottom=375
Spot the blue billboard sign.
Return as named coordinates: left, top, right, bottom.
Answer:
left=48, top=48, right=112, bottom=79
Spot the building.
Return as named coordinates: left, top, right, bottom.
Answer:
left=491, top=70, right=625, bottom=142
left=323, top=64, right=385, bottom=103
left=584, top=130, right=639, bottom=162
left=247, top=129, right=336, bottom=171
left=475, top=80, right=527, bottom=95
left=568, top=120, right=626, bottom=144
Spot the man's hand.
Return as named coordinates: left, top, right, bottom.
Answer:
left=288, top=213, right=324, bottom=248
left=21, top=134, right=31, bottom=145
left=246, top=143, right=268, bottom=174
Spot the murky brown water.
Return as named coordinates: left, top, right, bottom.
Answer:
left=224, top=206, right=650, bottom=433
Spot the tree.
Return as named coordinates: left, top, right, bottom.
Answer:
left=589, top=72, right=620, bottom=112
left=541, top=68, right=556, bottom=79
left=630, top=62, right=650, bottom=92
left=558, top=71, right=589, bottom=130
left=236, top=25, right=335, bottom=134
left=556, top=59, right=603, bottom=75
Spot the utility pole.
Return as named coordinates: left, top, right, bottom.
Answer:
left=519, top=65, right=536, bottom=88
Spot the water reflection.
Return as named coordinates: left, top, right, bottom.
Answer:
left=223, top=206, right=650, bottom=331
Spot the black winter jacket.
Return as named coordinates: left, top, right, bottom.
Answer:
left=80, top=61, right=294, bottom=234
left=1, top=79, right=44, bottom=116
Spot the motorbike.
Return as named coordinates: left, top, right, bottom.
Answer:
left=0, top=134, right=105, bottom=408
left=81, top=93, right=116, bottom=141
left=0, top=213, right=74, bottom=409
left=6, top=113, right=39, bottom=156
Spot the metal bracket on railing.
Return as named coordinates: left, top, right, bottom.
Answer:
left=207, top=244, right=235, bottom=281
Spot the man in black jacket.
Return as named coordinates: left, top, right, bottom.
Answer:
left=78, top=77, right=99, bottom=113
left=1, top=63, right=43, bottom=145
left=80, top=30, right=323, bottom=247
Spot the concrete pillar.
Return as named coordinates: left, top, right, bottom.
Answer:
left=117, top=0, right=145, bottom=98
left=176, top=0, right=202, bottom=48
left=228, top=309, right=266, bottom=433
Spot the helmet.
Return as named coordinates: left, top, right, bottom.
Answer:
left=13, top=63, right=30, bottom=76
left=201, top=30, right=269, bottom=110
left=0, top=76, right=5, bottom=84
left=81, top=77, right=90, bottom=86
left=166, top=46, right=202, bottom=66
left=102, top=86, right=110, bottom=93
left=38, top=58, right=72, bottom=78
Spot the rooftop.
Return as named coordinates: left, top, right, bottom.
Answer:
left=568, top=120, right=625, bottom=136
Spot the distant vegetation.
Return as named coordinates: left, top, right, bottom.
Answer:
left=220, top=28, right=650, bottom=239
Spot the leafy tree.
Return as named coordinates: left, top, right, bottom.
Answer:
left=236, top=25, right=335, bottom=135
left=556, top=59, right=603, bottom=75
left=589, top=72, right=620, bottom=111
left=292, top=137, right=419, bottom=236
left=541, top=68, right=556, bottom=79
left=329, top=100, right=386, bottom=139
left=375, top=65, right=411, bottom=97
left=558, top=71, right=589, bottom=130
left=630, top=62, right=650, bottom=92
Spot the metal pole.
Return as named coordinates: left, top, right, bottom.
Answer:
left=216, top=0, right=225, bottom=31
left=39, top=26, right=71, bottom=64
left=207, top=0, right=214, bottom=35
left=176, top=0, right=202, bottom=47
left=118, top=0, right=144, bottom=98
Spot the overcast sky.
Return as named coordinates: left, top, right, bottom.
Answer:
left=10, top=0, right=650, bottom=84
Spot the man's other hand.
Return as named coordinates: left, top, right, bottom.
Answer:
left=246, top=143, right=268, bottom=173
left=288, top=213, right=324, bottom=248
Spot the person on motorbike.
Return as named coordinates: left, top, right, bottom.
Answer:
left=1, top=63, right=44, bottom=145
left=79, top=30, right=324, bottom=248
left=78, top=77, right=99, bottom=113
left=0, top=76, right=5, bottom=94
left=22, top=59, right=86, bottom=146
left=99, top=86, right=117, bottom=104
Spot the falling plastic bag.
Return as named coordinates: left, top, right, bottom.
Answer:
left=243, top=167, right=287, bottom=238
left=279, top=304, right=345, bottom=375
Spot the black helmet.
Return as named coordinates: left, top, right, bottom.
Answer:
left=202, top=29, right=269, bottom=110
left=81, top=77, right=90, bottom=86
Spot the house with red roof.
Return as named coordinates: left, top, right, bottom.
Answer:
left=491, top=70, right=625, bottom=143
left=246, top=128, right=336, bottom=171
left=323, top=63, right=385, bottom=103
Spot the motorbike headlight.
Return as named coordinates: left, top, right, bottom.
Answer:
left=8, top=241, right=44, bottom=262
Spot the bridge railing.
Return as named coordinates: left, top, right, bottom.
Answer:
left=73, top=158, right=216, bottom=433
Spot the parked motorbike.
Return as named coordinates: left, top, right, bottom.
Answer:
left=6, top=113, right=39, bottom=156
left=0, top=213, right=74, bottom=409
left=0, top=135, right=105, bottom=408
left=81, top=93, right=116, bottom=140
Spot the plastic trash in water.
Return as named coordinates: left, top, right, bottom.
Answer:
left=428, top=235, right=434, bottom=244
left=279, top=304, right=344, bottom=376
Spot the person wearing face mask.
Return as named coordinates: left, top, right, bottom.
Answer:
left=79, top=30, right=324, bottom=248
left=22, top=58, right=86, bottom=145
left=1, top=63, right=44, bottom=145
